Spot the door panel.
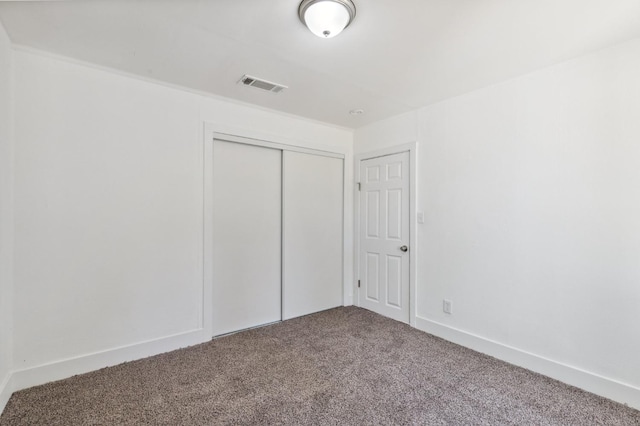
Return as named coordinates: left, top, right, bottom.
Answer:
left=212, top=140, right=281, bottom=336
left=387, top=255, right=402, bottom=307
left=359, top=152, right=410, bottom=323
left=366, top=191, right=380, bottom=237
left=283, top=151, right=343, bottom=320
left=366, top=253, right=380, bottom=300
left=387, top=189, right=402, bottom=239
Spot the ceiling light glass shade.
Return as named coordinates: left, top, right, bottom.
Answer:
left=299, top=0, right=356, bottom=39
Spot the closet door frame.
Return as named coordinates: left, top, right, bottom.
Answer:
left=203, top=124, right=346, bottom=338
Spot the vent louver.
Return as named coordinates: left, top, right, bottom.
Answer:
left=238, top=75, right=288, bottom=93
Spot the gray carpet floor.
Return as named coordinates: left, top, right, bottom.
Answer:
left=1, top=307, right=639, bottom=425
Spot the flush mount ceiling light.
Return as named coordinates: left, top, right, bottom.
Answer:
left=298, top=0, right=356, bottom=39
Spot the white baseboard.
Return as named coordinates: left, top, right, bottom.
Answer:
left=0, top=371, right=13, bottom=416
left=11, top=328, right=209, bottom=394
left=415, top=316, right=640, bottom=410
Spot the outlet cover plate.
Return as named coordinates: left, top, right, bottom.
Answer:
left=443, top=299, right=452, bottom=314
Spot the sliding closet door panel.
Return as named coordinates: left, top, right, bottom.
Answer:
left=283, top=151, right=343, bottom=320
left=212, top=140, right=281, bottom=336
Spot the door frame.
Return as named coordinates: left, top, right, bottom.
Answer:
left=354, top=142, right=417, bottom=326
left=203, top=122, right=348, bottom=338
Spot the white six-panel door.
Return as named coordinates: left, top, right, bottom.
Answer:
left=359, top=152, right=410, bottom=323
left=212, top=140, right=282, bottom=336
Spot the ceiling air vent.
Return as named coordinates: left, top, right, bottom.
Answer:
left=238, top=75, right=288, bottom=93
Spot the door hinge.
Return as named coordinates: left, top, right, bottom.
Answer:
left=358, top=279, right=361, bottom=288
left=357, top=182, right=361, bottom=191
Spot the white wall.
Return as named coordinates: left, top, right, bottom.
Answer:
left=10, top=49, right=353, bottom=390
left=355, top=38, right=640, bottom=408
left=0, top=19, right=14, bottom=412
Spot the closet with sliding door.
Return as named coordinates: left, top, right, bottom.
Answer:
left=209, top=133, right=344, bottom=336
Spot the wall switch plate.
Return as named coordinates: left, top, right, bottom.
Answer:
left=417, top=211, right=425, bottom=224
left=443, top=299, right=452, bottom=314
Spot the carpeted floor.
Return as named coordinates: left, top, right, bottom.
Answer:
left=1, top=307, right=639, bottom=425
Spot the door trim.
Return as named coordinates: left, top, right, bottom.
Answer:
left=212, top=132, right=345, bottom=160
left=354, top=142, right=417, bottom=327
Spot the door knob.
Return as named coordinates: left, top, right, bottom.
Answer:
left=400, top=245, right=408, bottom=252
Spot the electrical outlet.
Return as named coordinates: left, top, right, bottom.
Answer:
left=443, top=299, right=452, bottom=314
left=417, top=211, right=425, bottom=224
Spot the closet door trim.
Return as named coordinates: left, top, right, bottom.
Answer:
left=213, top=132, right=345, bottom=160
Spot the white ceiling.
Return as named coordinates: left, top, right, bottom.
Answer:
left=1, top=0, right=640, bottom=129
